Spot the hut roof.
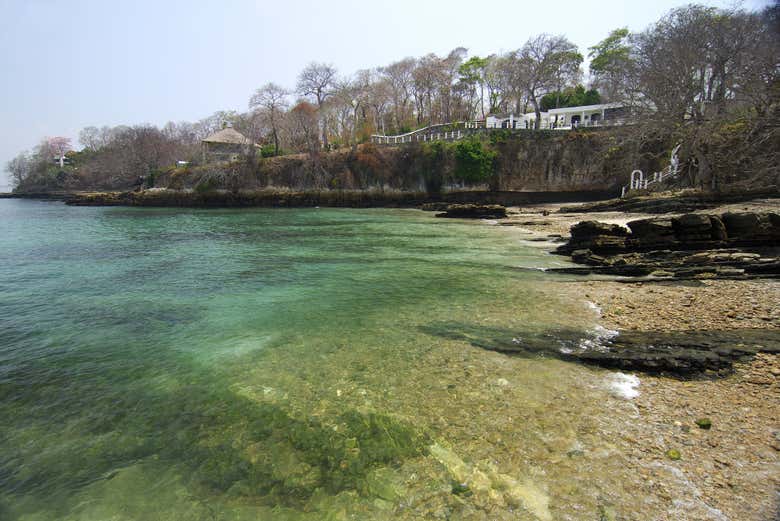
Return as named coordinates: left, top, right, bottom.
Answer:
left=202, top=128, right=252, bottom=145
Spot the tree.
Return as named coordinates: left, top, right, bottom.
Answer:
left=540, top=85, right=600, bottom=111
left=439, top=48, right=467, bottom=123
left=517, top=34, right=583, bottom=129
left=412, top=53, right=447, bottom=125
left=598, top=4, right=780, bottom=189
left=297, top=62, right=337, bottom=148
left=249, top=82, right=289, bottom=156
left=588, top=28, right=633, bottom=102
left=289, top=101, right=320, bottom=157
left=459, top=56, right=488, bottom=118
left=6, top=152, right=32, bottom=188
left=365, top=76, right=392, bottom=136
left=379, top=58, right=416, bottom=132
left=46, top=137, right=72, bottom=167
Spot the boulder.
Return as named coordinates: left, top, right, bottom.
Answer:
left=672, top=213, right=714, bottom=242
left=435, top=204, right=507, bottom=219
left=710, top=215, right=728, bottom=240
left=767, top=213, right=780, bottom=239
left=627, top=218, right=676, bottom=248
left=721, top=212, right=773, bottom=241
left=570, top=220, right=629, bottom=238
left=558, top=221, right=628, bottom=254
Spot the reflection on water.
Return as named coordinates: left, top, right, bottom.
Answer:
left=0, top=201, right=660, bottom=520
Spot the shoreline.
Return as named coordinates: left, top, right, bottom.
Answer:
left=507, top=200, right=779, bottom=520
left=14, top=188, right=616, bottom=208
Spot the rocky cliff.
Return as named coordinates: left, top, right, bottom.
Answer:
left=152, top=129, right=639, bottom=195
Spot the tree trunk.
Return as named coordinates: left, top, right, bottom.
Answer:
left=531, top=94, right=541, bottom=130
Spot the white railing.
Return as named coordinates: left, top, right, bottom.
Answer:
left=621, top=144, right=682, bottom=197
left=371, top=124, right=468, bottom=145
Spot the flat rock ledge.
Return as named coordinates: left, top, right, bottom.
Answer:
left=563, top=329, right=780, bottom=375
left=553, top=211, right=780, bottom=279
left=472, top=327, right=780, bottom=377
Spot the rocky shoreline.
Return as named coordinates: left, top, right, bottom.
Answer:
left=498, top=197, right=780, bottom=520
left=553, top=210, right=780, bottom=279
left=57, top=188, right=614, bottom=208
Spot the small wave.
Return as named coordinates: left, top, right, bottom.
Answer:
left=608, top=372, right=640, bottom=399
left=578, top=324, right=618, bottom=351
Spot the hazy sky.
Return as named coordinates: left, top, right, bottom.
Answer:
left=0, top=0, right=770, bottom=189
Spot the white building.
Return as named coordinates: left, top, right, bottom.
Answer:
left=481, top=104, right=627, bottom=130
left=485, top=113, right=521, bottom=129
left=545, top=103, right=626, bottom=129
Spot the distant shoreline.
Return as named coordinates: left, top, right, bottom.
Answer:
left=3, top=188, right=616, bottom=208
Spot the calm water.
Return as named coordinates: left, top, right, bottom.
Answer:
left=0, top=200, right=650, bottom=520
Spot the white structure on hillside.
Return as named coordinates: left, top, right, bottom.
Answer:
left=546, top=103, right=627, bottom=129
left=484, top=103, right=628, bottom=130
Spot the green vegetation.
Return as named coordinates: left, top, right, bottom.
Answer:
left=695, top=418, right=712, bottom=430
left=588, top=28, right=631, bottom=77
left=419, top=141, right=447, bottom=193
left=540, top=85, right=601, bottom=111
left=453, top=138, right=496, bottom=183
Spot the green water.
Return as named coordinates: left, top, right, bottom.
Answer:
left=0, top=200, right=646, bottom=520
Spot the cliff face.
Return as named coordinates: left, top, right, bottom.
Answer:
left=493, top=131, right=633, bottom=191
left=156, top=129, right=645, bottom=195
left=17, top=129, right=648, bottom=195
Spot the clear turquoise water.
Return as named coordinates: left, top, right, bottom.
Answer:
left=0, top=200, right=638, bottom=520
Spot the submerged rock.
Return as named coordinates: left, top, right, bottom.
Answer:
left=435, top=204, right=507, bottom=219
left=420, top=202, right=449, bottom=212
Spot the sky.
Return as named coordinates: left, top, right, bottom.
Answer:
left=0, top=0, right=771, bottom=190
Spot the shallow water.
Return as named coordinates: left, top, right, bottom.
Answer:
left=1, top=200, right=656, bottom=520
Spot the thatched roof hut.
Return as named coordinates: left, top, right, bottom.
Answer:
left=201, top=127, right=255, bottom=163
left=202, top=128, right=252, bottom=145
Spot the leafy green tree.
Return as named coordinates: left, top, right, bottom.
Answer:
left=458, top=56, right=489, bottom=118
left=588, top=28, right=633, bottom=101
left=540, top=85, right=601, bottom=110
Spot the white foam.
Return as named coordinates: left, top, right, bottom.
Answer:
left=586, top=300, right=602, bottom=315
left=608, top=372, right=640, bottom=399
left=578, top=324, right=619, bottom=351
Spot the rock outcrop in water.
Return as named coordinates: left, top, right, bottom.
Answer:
left=554, top=211, right=780, bottom=279
left=565, top=329, right=780, bottom=375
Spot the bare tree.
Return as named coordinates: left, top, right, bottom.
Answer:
left=517, top=34, right=583, bottom=129
left=6, top=152, right=32, bottom=188
left=413, top=53, right=447, bottom=125
left=626, top=4, right=780, bottom=188
left=297, top=62, right=337, bottom=148
left=379, top=58, right=416, bottom=132
left=365, top=76, right=392, bottom=136
left=249, top=82, right=289, bottom=155
left=439, top=47, right=467, bottom=123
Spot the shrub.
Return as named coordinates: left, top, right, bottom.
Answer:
left=453, top=138, right=496, bottom=184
